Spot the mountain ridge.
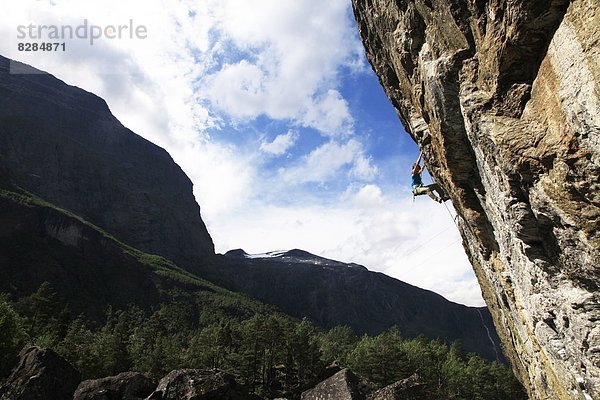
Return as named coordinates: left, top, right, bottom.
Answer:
left=0, top=55, right=214, bottom=274
left=0, top=185, right=278, bottom=324
left=212, top=247, right=504, bottom=362
left=224, top=248, right=369, bottom=271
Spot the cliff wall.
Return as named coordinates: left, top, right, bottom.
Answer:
left=351, top=0, right=599, bottom=398
left=0, top=56, right=215, bottom=271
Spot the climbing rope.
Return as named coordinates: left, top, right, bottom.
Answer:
left=443, top=200, right=460, bottom=229
left=402, top=225, right=453, bottom=258
left=402, top=199, right=460, bottom=260
left=411, top=237, right=462, bottom=269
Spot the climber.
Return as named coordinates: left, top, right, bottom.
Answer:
left=411, top=151, right=449, bottom=203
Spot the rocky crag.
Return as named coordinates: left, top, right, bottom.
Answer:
left=351, top=0, right=599, bottom=398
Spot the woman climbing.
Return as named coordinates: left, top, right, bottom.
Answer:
left=411, top=151, right=449, bottom=203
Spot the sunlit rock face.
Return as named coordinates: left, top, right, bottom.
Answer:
left=351, top=0, right=599, bottom=398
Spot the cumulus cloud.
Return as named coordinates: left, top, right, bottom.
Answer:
left=202, top=60, right=266, bottom=118
left=200, top=0, right=360, bottom=136
left=352, top=184, right=384, bottom=206
left=260, top=131, right=299, bottom=156
left=278, top=139, right=378, bottom=184
left=212, top=185, right=485, bottom=306
left=280, top=139, right=356, bottom=184
left=351, top=153, right=379, bottom=180
left=299, top=89, right=353, bottom=136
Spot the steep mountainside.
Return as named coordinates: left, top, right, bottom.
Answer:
left=212, top=249, right=504, bottom=362
left=0, top=187, right=270, bottom=322
left=351, top=0, right=599, bottom=398
left=0, top=55, right=214, bottom=272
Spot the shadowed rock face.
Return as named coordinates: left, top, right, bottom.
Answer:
left=0, top=193, right=162, bottom=318
left=146, top=369, right=260, bottom=400
left=351, top=0, right=599, bottom=399
left=0, top=56, right=214, bottom=273
left=367, top=374, right=424, bottom=400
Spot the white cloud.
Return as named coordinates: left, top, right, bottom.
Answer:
left=203, top=60, right=266, bottom=118
left=351, top=153, right=379, bottom=180
left=279, top=139, right=378, bottom=184
left=352, top=184, right=384, bottom=206
left=300, top=89, right=353, bottom=136
left=174, top=141, right=256, bottom=219
left=280, top=139, right=359, bottom=184
left=200, top=0, right=360, bottom=136
left=260, top=131, right=298, bottom=156
left=212, top=185, right=485, bottom=306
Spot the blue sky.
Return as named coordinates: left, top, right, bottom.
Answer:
left=1, top=0, right=485, bottom=306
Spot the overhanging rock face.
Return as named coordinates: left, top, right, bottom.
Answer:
left=351, top=0, right=599, bottom=398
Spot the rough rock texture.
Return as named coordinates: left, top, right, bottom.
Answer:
left=146, top=369, right=260, bottom=400
left=367, top=374, right=425, bottom=400
left=220, top=249, right=504, bottom=362
left=0, top=346, right=80, bottom=400
left=0, top=55, right=214, bottom=272
left=300, top=369, right=372, bottom=400
left=352, top=0, right=599, bottom=399
left=74, top=372, right=157, bottom=400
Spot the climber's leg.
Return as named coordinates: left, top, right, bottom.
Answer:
left=412, top=186, right=428, bottom=197
left=414, top=185, right=440, bottom=202
left=427, top=183, right=449, bottom=202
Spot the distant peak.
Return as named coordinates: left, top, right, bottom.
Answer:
left=281, top=249, right=316, bottom=258
left=224, top=249, right=249, bottom=258
left=224, top=248, right=368, bottom=270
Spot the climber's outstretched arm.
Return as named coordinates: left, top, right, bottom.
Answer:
left=412, top=151, right=424, bottom=174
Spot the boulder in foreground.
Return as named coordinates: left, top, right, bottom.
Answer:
left=0, top=346, right=80, bottom=400
left=74, top=371, right=156, bottom=400
left=301, top=368, right=371, bottom=400
left=146, top=369, right=260, bottom=400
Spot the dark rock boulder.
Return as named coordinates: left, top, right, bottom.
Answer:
left=317, top=363, right=343, bottom=382
left=74, top=372, right=156, bottom=400
left=0, top=346, right=80, bottom=400
left=367, top=374, right=425, bottom=400
left=146, top=369, right=259, bottom=400
left=301, top=369, right=372, bottom=400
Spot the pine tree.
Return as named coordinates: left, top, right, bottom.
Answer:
left=0, top=296, right=26, bottom=376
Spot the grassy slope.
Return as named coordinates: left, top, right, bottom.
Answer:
left=0, top=186, right=283, bottom=323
